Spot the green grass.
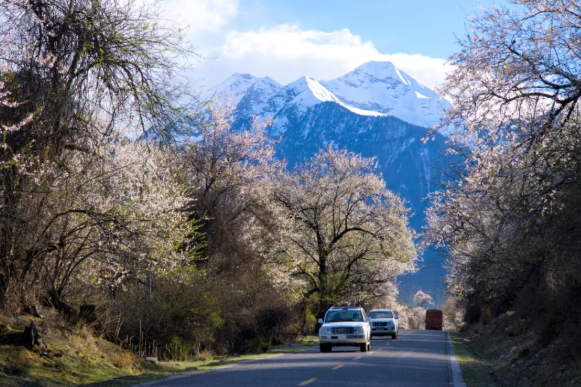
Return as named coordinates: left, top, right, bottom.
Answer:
left=0, top=347, right=306, bottom=387
left=0, top=314, right=319, bottom=387
left=270, top=345, right=314, bottom=353
left=270, top=335, right=318, bottom=354
left=450, top=332, right=498, bottom=387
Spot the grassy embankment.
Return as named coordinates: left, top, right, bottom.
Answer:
left=450, top=310, right=581, bottom=387
left=450, top=331, right=499, bottom=387
left=0, top=313, right=317, bottom=387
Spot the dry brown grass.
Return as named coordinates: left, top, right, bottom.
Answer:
left=68, top=325, right=98, bottom=356
left=195, top=349, right=214, bottom=361
left=2, top=347, right=31, bottom=377
left=109, top=351, right=136, bottom=370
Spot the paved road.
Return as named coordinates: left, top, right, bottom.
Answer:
left=147, top=330, right=454, bottom=387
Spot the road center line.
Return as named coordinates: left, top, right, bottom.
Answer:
left=332, top=364, right=344, bottom=370
left=297, top=378, right=317, bottom=386
left=377, top=347, right=383, bottom=350
left=367, top=351, right=374, bottom=354
left=353, top=356, right=361, bottom=360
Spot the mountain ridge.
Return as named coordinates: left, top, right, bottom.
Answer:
left=210, top=61, right=449, bottom=306
left=210, top=61, right=449, bottom=130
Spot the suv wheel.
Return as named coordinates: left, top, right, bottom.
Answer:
left=360, top=342, right=368, bottom=352
left=392, top=332, right=398, bottom=340
left=320, top=343, right=332, bottom=353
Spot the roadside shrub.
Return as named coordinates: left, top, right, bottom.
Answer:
left=167, top=336, right=190, bottom=361
left=407, top=315, right=419, bottom=330
left=442, top=297, right=464, bottom=331
left=3, top=349, right=30, bottom=376
left=238, top=335, right=271, bottom=354
left=464, top=302, right=481, bottom=324
left=255, top=305, right=293, bottom=344
left=67, top=326, right=98, bottom=359
left=506, top=318, right=528, bottom=337
left=248, top=336, right=263, bottom=353
left=538, top=307, right=568, bottom=347
left=110, top=351, right=134, bottom=369
left=195, top=349, right=213, bottom=361
left=515, top=347, right=530, bottom=361
left=479, top=307, right=492, bottom=325
left=260, top=341, right=271, bottom=353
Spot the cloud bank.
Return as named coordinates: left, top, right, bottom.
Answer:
left=155, top=2, right=451, bottom=91
left=160, top=0, right=239, bottom=35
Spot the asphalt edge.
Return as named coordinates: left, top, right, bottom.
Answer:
left=448, top=331, right=467, bottom=387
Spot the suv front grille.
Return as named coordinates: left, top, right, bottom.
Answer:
left=331, top=327, right=354, bottom=334
left=373, top=322, right=388, bottom=327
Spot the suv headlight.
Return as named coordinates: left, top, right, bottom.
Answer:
left=320, top=327, right=331, bottom=334
left=353, top=327, right=363, bottom=334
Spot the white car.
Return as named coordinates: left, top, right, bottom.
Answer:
left=318, top=306, right=371, bottom=352
left=369, top=309, right=399, bottom=339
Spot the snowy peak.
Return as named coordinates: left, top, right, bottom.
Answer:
left=345, top=61, right=435, bottom=96
left=322, top=61, right=449, bottom=128
left=281, top=76, right=342, bottom=108
left=267, top=76, right=384, bottom=117
left=209, top=73, right=282, bottom=107
left=210, top=61, right=449, bottom=129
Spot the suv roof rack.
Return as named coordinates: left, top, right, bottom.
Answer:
left=329, top=305, right=361, bottom=310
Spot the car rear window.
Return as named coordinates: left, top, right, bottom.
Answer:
left=325, top=310, right=363, bottom=322
left=369, top=311, right=393, bottom=318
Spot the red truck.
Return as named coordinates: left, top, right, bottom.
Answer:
left=425, top=309, right=443, bottom=330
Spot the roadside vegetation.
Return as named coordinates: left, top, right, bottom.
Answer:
left=4, top=0, right=581, bottom=386
left=450, top=332, right=499, bottom=387
left=0, top=311, right=318, bottom=387
left=0, top=0, right=418, bottom=385
left=429, top=1, right=581, bottom=385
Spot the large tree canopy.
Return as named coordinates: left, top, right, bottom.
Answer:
left=428, top=0, right=581, bottom=325
left=0, top=0, right=198, bottom=310
left=274, top=147, right=417, bottom=317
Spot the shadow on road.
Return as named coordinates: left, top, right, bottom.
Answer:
left=147, top=330, right=452, bottom=387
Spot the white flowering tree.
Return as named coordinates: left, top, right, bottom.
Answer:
left=0, top=0, right=197, bottom=310
left=181, top=103, right=280, bottom=257
left=274, top=147, right=417, bottom=318
left=427, top=0, right=581, bottom=316
left=1, top=133, right=194, bottom=312
left=413, top=290, right=434, bottom=308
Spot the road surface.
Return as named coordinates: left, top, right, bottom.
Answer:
left=144, top=330, right=458, bottom=387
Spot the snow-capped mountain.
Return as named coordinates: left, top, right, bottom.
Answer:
left=210, top=61, right=449, bottom=130
left=209, top=61, right=450, bottom=306
left=209, top=73, right=282, bottom=112
left=322, top=61, right=446, bottom=128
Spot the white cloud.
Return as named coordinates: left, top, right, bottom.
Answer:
left=159, top=0, right=239, bottom=36
left=193, top=25, right=451, bottom=91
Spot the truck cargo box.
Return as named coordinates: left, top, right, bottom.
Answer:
left=425, top=309, right=443, bottom=331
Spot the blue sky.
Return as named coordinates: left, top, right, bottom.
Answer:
left=160, top=0, right=504, bottom=90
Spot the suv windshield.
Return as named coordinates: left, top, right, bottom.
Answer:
left=369, top=311, right=393, bottom=319
left=325, top=310, right=363, bottom=322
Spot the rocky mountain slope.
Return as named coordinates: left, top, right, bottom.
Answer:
left=210, top=61, right=451, bottom=305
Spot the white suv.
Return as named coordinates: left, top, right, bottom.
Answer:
left=318, top=306, right=371, bottom=352
left=369, top=309, right=399, bottom=340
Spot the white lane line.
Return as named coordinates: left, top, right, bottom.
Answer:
left=448, top=332, right=467, bottom=387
